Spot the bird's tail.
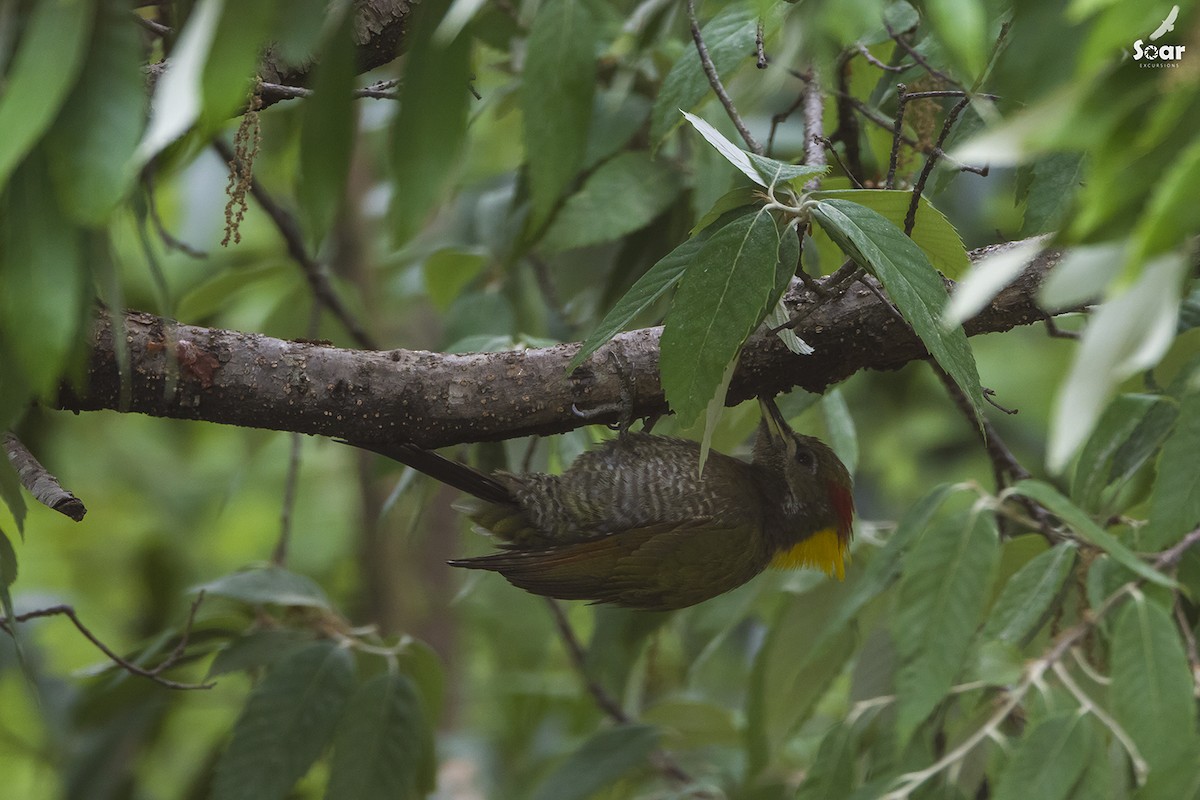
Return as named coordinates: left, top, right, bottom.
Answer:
left=341, top=439, right=514, bottom=505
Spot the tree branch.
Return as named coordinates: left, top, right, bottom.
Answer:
left=54, top=241, right=1062, bottom=448
left=2, top=433, right=87, bottom=521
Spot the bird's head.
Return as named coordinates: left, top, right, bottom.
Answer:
left=753, top=396, right=856, bottom=579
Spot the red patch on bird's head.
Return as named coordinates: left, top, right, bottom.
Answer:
left=827, top=480, right=855, bottom=544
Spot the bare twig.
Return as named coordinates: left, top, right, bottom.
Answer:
left=855, top=42, right=909, bottom=72
left=259, top=80, right=402, bottom=102
left=884, top=21, right=961, bottom=88
left=143, top=168, right=208, bottom=259
left=685, top=0, right=762, bottom=154
left=815, top=135, right=864, bottom=188
left=904, top=96, right=971, bottom=235
left=0, top=592, right=213, bottom=690
left=211, top=139, right=380, bottom=351
left=802, top=69, right=825, bottom=191
left=131, top=11, right=171, bottom=37
left=885, top=83, right=908, bottom=189
left=755, top=19, right=767, bottom=68
left=545, top=599, right=695, bottom=786
left=2, top=433, right=86, bottom=521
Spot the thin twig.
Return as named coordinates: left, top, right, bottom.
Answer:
left=768, top=90, right=807, bottom=156
left=544, top=600, right=694, bottom=786
left=143, top=168, right=208, bottom=259
left=904, top=96, right=971, bottom=235
left=802, top=69, right=825, bottom=191
left=855, top=42, right=909, bottom=72
left=2, top=433, right=86, bottom=521
left=131, top=11, right=171, bottom=37
left=685, top=0, right=762, bottom=154
left=885, top=83, right=908, bottom=189
left=259, top=81, right=402, bottom=102
left=755, top=19, right=767, bottom=68
left=884, top=21, right=961, bottom=88
left=211, top=139, right=380, bottom=351
left=0, top=593, right=213, bottom=690
left=815, top=135, right=864, bottom=188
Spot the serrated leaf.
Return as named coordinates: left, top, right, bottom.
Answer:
left=893, top=509, right=999, bottom=740
left=523, top=0, right=596, bottom=229
left=0, top=155, right=89, bottom=398
left=1111, top=596, right=1199, bottom=776
left=1048, top=253, right=1189, bottom=471
left=0, top=0, right=92, bottom=191
left=541, top=152, right=682, bottom=252
left=746, top=153, right=828, bottom=187
left=390, top=0, right=472, bottom=243
left=945, top=238, right=1043, bottom=325
left=699, top=355, right=739, bottom=472
left=298, top=7, right=357, bottom=241
left=650, top=4, right=757, bottom=142
left=134, top=0, right=223, bottom=166
left=808, top=189, right=969, bottom=279
left=660, top=210, right=782, bottom=427
left=982, top=543, right=1076, bottom=647
left=325, top=673, right=434, bottom=800
left=193, top=566, right=332, bottom=609
left=809, top=198, right=984, bottom=429
left=1019, top=152, right=1085, bottom=236
left=993, top=712, right=1093, bottom=800
left=212, top=642, right=355, bottom=800
left=1009, top=480, right=1175, bottom=588
left=530, top=724, right=661, bottom=800
left=568, top=234, right=703, bottom=371
left=681, top=111, right=764, bottom=187
left=1143, top=382, right=1200, bottom=551
left=207, top=629, right=316, bottom=678
left=1071, top=394, right=1173, bottom=513
left=44, top=0, right=143, bottom=224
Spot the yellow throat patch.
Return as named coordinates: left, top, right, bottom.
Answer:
left=769, top=527, right=848, bottom=580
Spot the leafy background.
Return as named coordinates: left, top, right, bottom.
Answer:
left=1, top=0, right=1199, bottom=799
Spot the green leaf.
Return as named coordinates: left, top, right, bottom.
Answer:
left=1071, top=394, right=1174, bottom=513
left=808, top=190, right=970, bottom=279
left=650, top=4, right=757, bottom=142
left=200, top=1, right=280, bottom=124
left=1131, top=133, right=1200, bottom=263
left=1038, top=242, right=1123, bottom=311
left=523, top=0, right=596, bottom=229
left=325, top=673, right=435, bottom=800
left=1009, top=480, right=1176, bottom=588
left=745, top=153, right=828, bottom=187
left=1018, top=152, right=1085, bottom=236
left=809, top=198, right=984, bottom=429
left=0, top=0, right=92, bottom=191
left=981, top=543, right=1076, bottom=647
left=422, top=248, right=488, bottom=312
left=0, top=154, right=89, bottom=398
left=690, top=187, right=759, bottom=236
left=530, top=724, right=661, bottom=800
left=0, top=527, right=17, bottom=621
left=134, top=0, right=223, bottom=165
left=681, top=111, right=764, bottom=187
left=207, top=629, right=316, bottom=678
left=1143, top=381, right=1200, bottom=550
left=822, top=389, right=859, bottom=475
left=44, top=0, right=144, bottom=225
left=893, top=509, right=999, bottom=740
left=1111, top=596, right=1199, bottom=776
left=922, top=0, right=987, bottom=79
left=176, top=264, right=292, bottom=322
left=993, top=712, right=1094, bottom=800
left=390, top=0, right=472, bottom=243
left=212, top=642, right=355, bottom=800
left=541, top=152, right=682, bottom=252
left=1048, top=252, right=1189, bottom=472
left=298, top=7, right=357, bottom=241
left=193, top=566, right=333, bottom=610
left=660, top=210, right=782, bottom=427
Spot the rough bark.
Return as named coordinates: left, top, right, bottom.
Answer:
left=55, top=241, right=1063, bottom=448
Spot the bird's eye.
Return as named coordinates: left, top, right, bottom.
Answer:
left=794, top=448, right=816, bottom=471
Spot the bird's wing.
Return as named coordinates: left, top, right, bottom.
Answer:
left=450, top=520, right=768, bottom=611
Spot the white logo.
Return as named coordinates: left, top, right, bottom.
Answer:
left=1133, top=6, right=1186, bottom=67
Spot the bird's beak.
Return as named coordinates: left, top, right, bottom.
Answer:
left=759, top=396, right=790, bottom=442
